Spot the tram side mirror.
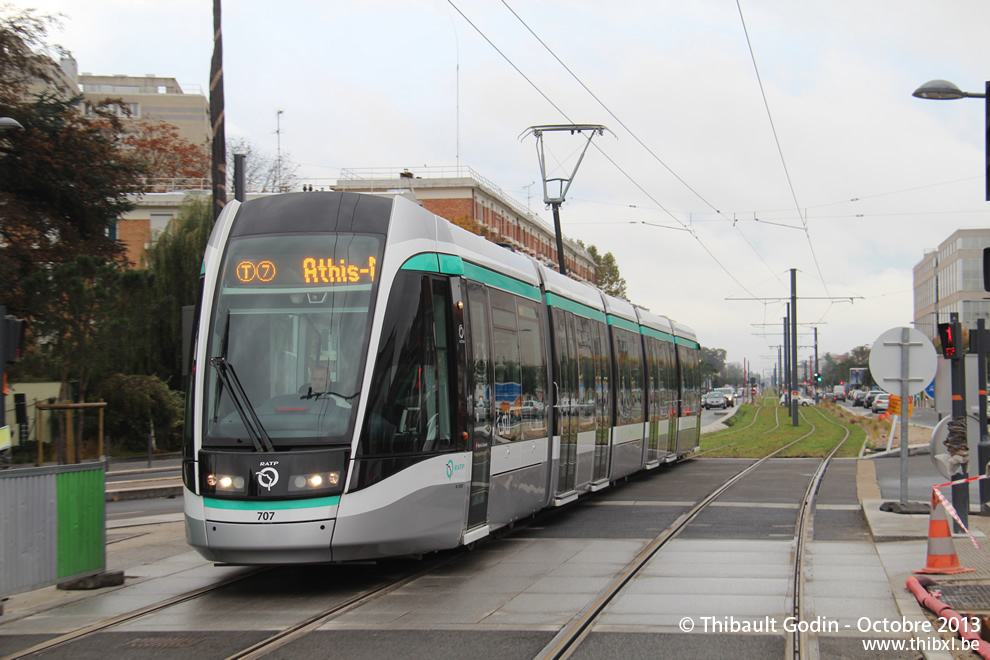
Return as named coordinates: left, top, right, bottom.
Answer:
left=984, top=247, right=990, bottom=291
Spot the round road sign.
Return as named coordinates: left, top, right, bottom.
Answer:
left=868, top=326, right=937, bottom=397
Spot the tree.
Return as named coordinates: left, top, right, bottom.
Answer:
left=226, top=137, right=300, bottom=193
left=144, top=195, right=213, bottom=388
left=0, top=7, right=66, bottom=106
left=23, top=255, right=121, bottom=404
left=583, top=243, right=627, bottom=299
left=699, top=346, right=726, bottom=383
left=0, top=94, right=142, bottom=315
left=120, top=118, right=209, bottom=189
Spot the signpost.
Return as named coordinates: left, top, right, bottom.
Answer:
left=869, top=326, right=938, bottom=513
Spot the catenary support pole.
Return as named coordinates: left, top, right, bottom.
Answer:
left=791, top=269, right=799, bottom=426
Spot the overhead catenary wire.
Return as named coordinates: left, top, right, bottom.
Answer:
left=448, top=0, right=764, bottom=300
left=499, top=0, right=787, bottom=292
left=735, top=0, right=831, bottom=308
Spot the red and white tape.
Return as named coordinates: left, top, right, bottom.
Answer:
left=933, top=474, right=990, bottom=553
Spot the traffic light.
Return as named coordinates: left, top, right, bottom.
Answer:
left=814, top=372, right=822, bottom=383
left=937, top=322, right=957, bottom=358
left=3, top=315, right=23, bottom=364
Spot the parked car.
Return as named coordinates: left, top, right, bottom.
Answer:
left=798, top=395, right=814, bottom=406
left=703, top=391, right=728, bottom=410
left=872, top=393, right=890, bottom=414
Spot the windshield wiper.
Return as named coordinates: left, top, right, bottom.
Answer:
left=212, top=354, right=275, bottom=453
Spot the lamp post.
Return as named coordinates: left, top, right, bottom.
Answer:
left=912, top=79, right=989, bottom=201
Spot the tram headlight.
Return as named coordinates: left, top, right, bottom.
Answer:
left=205, top=473, right=246, bottom=492
left=288, top=471, right=340, bottom=492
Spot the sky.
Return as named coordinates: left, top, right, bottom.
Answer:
left=16, top=0, right=990, bottom=380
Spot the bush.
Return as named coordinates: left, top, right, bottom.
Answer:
left=99, top=374, right=183, bottom=453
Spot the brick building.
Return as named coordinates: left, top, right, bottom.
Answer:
left=332, top=166, right=596, bottom=283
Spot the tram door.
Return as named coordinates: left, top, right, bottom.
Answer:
left=553, top=310, right=578, bottom=494
left=465, top=281, right=492, bottom=529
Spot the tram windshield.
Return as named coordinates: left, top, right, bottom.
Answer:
left=203, top=233, right=383, bottom=450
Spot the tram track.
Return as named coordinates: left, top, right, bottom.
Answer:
left=0, top=555, right=455, bottom=660
left=534, top=406, right=852, bottom=660
left=790, top=407, right=850, bottom=660
left=2, top=403, right=858, bottom=660
left=691, top=402, right=780, bottom=458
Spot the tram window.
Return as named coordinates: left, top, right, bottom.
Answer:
left=612, top=327, right=644, bottom=426
left=360, top=272, right=454, bottom=457
left=517, top=298, right=547, bottom=440
left=592, top=320, right=610, bottom=427
left=576, top=316, right=595, bottom=433
left=203, top=232, right=381, bottom=449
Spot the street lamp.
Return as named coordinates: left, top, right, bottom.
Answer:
left=912, top=79, right=989, bottom=201
left=0, top=117, right=23, bottom=131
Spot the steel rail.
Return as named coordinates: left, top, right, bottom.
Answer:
left=534, top=411, right=822, bottom=660
left=691, top=399, right=781, bottom=458
left=1, top=568, right=269, bottom=660
left=790, top=407, right=850, bottom=660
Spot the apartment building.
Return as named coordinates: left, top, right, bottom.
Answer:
left=913, top=228, right=990, bottom=339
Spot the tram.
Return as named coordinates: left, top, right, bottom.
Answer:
left=182, top=191, right=702, bottom=564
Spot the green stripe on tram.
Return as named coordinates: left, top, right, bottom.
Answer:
left=546, top=293, right=606, bottom=323
left=204, top=496, right=340, bottom=510
left=607, top=314, right=640, bottom=334
left=641, top=326, right=675, bottom=343
left=674, top=336, right=700, bottom=349
left=400, top=252, right=540, bottom=301
left=400, top=253, right=441, bottom=273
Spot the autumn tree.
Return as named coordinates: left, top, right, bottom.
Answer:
left=0, top=95, right=143, bottom=315
left=0, top=8, right=146, bottom=316
left=120, top=118, right=210, bottom=189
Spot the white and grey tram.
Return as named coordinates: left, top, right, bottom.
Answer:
left=182, top=191, right=702, bottom=564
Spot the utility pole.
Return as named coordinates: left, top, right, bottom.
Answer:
left=784, top=310, right=792, bottom=406
left=520, top=124, right=609, bottom=276
left=790, top=268, right=799, bottom=426
left=275, top=109, right=284, bottom=192
left=209, top=0, right=226, bottom=222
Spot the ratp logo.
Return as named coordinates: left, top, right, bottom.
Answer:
left=445, top=460, right=465, bottom=480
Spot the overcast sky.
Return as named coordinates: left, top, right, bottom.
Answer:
left=19, top=0, right=990, bottom=380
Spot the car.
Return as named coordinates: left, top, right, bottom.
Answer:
left=519, top=399, right=544, bottom=419
left=715, top=387, right=736, bottom=407
left=863, top=390, right=884, bottom=409
left=798, top=395, right=814, bottom=406
left=852, top=390, right=868, bottom=407
left=872, top=393, right=890, bottom=414
left=703, top=391, right=728, bottom=410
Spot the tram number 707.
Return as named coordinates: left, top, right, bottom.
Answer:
left=257, top=511, right=276, bottom=521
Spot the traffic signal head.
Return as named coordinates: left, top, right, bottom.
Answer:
left=814, top=372, right=822, bottom=382
left=3, top=316, right=23, bottom=364
left=938, top=322, right=957, bottom=358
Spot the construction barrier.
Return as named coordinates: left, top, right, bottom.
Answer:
left=0, top=462, right=106, bottom=598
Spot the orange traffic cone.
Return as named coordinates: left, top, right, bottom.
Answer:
left=914, top=494, right=975, bottom=575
